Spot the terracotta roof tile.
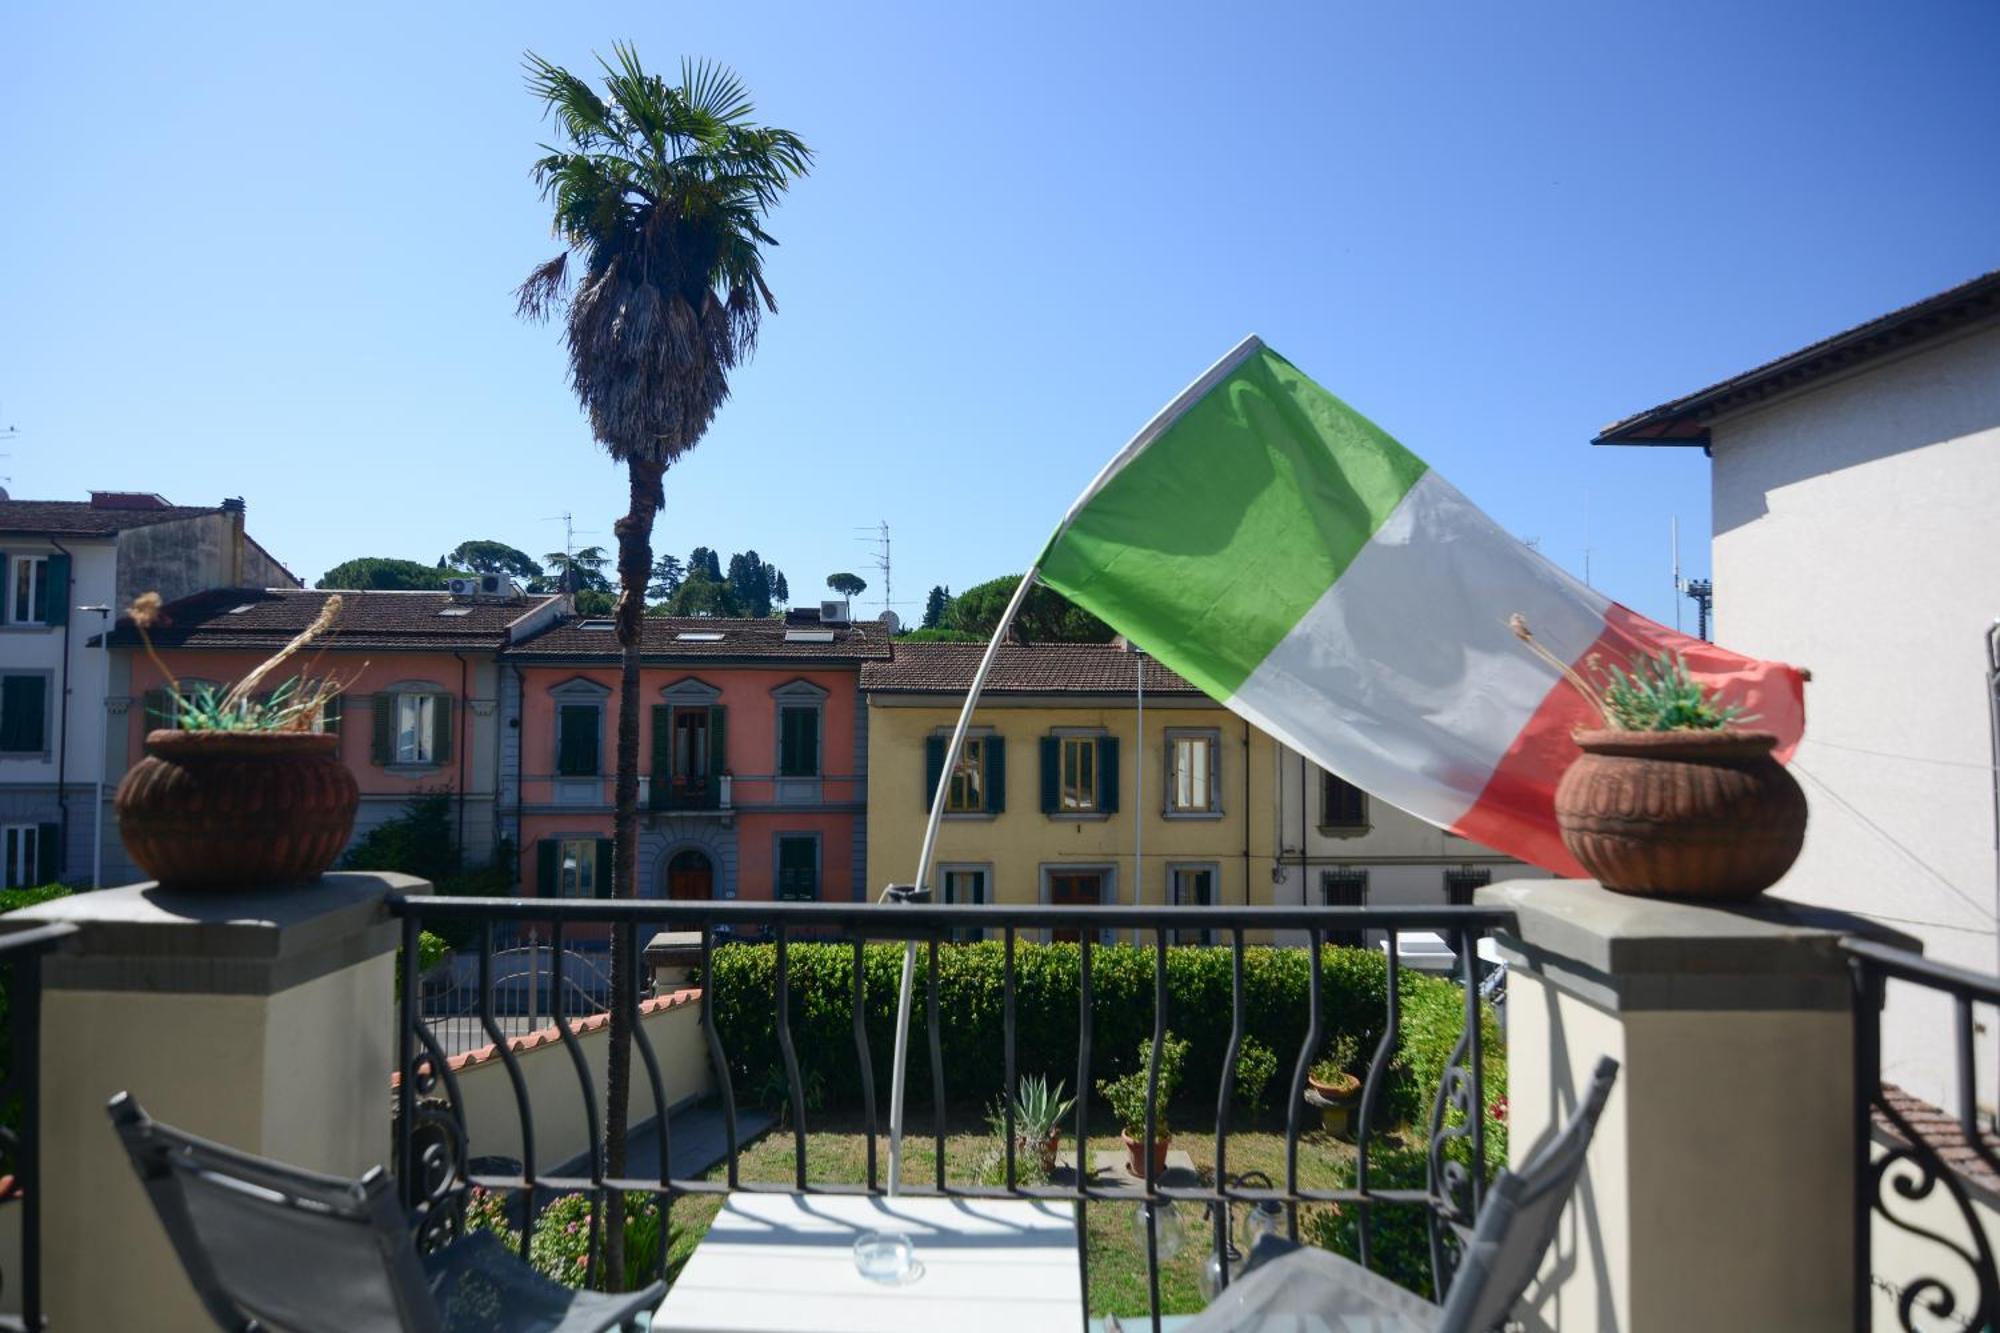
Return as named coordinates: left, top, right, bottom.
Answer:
left=107, top=587, right=561, bottom=652
left=389, top=989, right=703, bottom=1086
left=1873, top=1082, right=2000, bottom=1198
left=861, top=642, right=1207, bottom=696
left=0, top=498, right=224, bottom=537
left=507, top=616, right=892, bottom=662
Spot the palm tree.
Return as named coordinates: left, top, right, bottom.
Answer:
left=516, top=45, right=810, bottom=1285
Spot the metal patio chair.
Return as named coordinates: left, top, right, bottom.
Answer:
left=108, top=1093, right=663, bottom=1333
left=1170, top=1056, right=1620, bottom=1333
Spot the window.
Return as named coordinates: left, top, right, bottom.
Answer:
left=536, top=837, right=610, bottom=898
left=3, top=824, right=53, bottom=888
left=8, top=556, right=47, bottom=625
left=0, top=675, right=48, bottom=754
left=559, top=838, right=597, bottom=897
left=371, top=690, right=452, bottom=767
left=314, top=693, right=343, bottom=738
left=397, top=694, right=436, bottom=764
left=654, top=689, right=726, bottom=811
left=1444, top=866, right=1492, bottom=906
left=1170, top=865, right=1214, bottom=946
left=1322, top=869, right=1369, bottom=949
left=1320, top=770, right=1369, bottom=832
left=942, top=866, right=988, bottom=941
left=1166, top=731, right=1218, bottom=815
left=947, top=739, right=985, bottom=813
left=1061, top=736, right=1097, bottom=812
left=778, top=705, right=820, bottom=777
left=557, top=703, right=601, bottom=776
left=1040, top=734, right=1118, bottom=817
left=777, top=835, right=818, bottom=901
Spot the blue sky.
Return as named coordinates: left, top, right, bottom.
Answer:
left=4, top=1, right=1995, bottom=631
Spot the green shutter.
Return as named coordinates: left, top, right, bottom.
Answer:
left=709, top=706, right=728, bottom=774
left=780, top=706, right=819, bottom=777
left=536, top=839, right=559, bottom=896
left=558, top=704, right=598, bottom=776
left=595, top=838, right=615, bottom=899
left=320, top=694, right=343, bottom=746
left=0, top=677, right=44, bottom=753
left=372, top=694, right=395, bottom=764
left=651, top=705, right=672, bottom=778
left=35, top=823, right=59, bottom=885
left=1097, top=736, right=1120, bottom=814
left=431, top=695, right=454, bottom=764
left=985, top=736, right=1006, bottom=814
left=803, top=708, right=819, bottom=775
left=142, top=688, right=172, bottom=732
left=1039, top=737, right=1060, bottom=814
left=924, top=736, right=946, bottom=812
left=778, top=837, right=817, bottom=900
left=42, top=554, right=69, bottom=627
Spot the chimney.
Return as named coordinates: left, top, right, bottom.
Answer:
left=222, top=497, right=246, bottom=584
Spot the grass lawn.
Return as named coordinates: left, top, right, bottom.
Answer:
left=660, top=1106, right=1410, bottom=1320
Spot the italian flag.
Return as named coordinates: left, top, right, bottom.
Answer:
left=1036, top=337, right=1807, bottom=877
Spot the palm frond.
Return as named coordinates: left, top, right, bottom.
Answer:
left=515, top=253, right=570, bottom=322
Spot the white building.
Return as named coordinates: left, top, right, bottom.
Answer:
left=1269, top=743, right=1551, bottom=938
left=0, top=492, right=296, bottom=887
left=1596, top=268, right=2000, bottom=1106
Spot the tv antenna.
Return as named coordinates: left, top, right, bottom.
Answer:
left=541, top=512, right=599, bottom=595
left=855, top=521, right=893, bottom=617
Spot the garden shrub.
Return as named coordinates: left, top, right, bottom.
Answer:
left=465, top=1186, right=669, bottom=1291
left=707, top=941, right=1498, bottom=1135
left=1305, top=1143, right=1440, bottom=1298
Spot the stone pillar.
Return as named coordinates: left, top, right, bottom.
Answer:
left=0, top=872, right=426, bottom=1332
left=1483, top=878, right=1913, bottom=1332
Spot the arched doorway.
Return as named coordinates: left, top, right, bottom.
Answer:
left=667, top=848, right=714, bottom=901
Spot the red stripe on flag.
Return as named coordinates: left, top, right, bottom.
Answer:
left=1449, top=603, right=1807, bottom=877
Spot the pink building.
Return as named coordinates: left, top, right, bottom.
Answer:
left=500, top=609, right=888, bottom=904
left=108, top=586, right=564, bottom=883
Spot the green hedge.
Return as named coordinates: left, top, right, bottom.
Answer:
left=707, top=941, right=1499, bottom=1130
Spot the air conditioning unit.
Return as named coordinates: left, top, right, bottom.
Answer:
left=446, top=577, right=479, bottom=600
left=477, top=573, right=519, bottom=599
left=819, top=599, right=851, bottom=625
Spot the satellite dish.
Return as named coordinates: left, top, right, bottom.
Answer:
left=879, top=610, right=902, bottom=634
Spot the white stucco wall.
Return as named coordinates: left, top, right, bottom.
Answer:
left=1706, top=318, right=2000, bottom=1107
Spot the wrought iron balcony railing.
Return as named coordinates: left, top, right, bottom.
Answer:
left=389, top=897, right=1510, bottom=1330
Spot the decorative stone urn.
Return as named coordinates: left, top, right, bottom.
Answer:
left=116, top=731, right=359, bottom=890
left=1554, top=729, right=1807, bottom=900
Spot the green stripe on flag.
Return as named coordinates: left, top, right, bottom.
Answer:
left=1038, top=344, right=1427, bottom=700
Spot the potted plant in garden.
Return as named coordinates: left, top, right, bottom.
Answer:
left=1513, top=616, right=1807, bottom=899
left=115, top=592, right=359, bottom=891
left=986, top=1074, right=1076, bottom=1178
left=1306, top=1034, right=1365, bottom=1137
left=1097, top=1033, right=1189, bottom=1178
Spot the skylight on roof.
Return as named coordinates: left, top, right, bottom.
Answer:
left=227, top=603, right=256, bottom=615
left=437, top=607, right=474, bottom=618
left=784, top=629, right=836, bottom=643
left=675, top=631, right=725, bottom=642
left=579, top=620, right=615, bottom=631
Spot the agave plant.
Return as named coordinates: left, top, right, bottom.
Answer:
left=987, top=1074, right=1077, bottom=1171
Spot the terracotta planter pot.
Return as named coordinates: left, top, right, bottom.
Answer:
left=1554, top=729, right=1806, bottom=901
left=1307, top=1073, right=1360, bottom=1103
left=116, top=731, right=359, bottom=891
left=1121, top=1130, right=1171, bottom=1178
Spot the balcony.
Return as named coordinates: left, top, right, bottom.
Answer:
left=0, top=876, right=1993, bottom=1330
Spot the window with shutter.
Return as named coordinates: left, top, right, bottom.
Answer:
left=557, top=704, right=600, bottom=776
left=1169, top=865, right=1215, bottom=945
left=1320, top=770, right=1369, bottom=832
left=778, top=705, right=819, bottom=777
left=0, top=675, right=47, bottom=754
left=6, top=556, right=48, bottom=626
left=945, top=738, right=985, bottom=813
left=1058, top=736, right=1098, bottom=813
left=1165, top=731, right=1219, bottom=814
left=554, top=838, right=597, bottom=897
left=317, top=693, right=343, bottom=743
left=776, top=835, right=817, bottom=901
left=2, top=824, right=41, bottom=888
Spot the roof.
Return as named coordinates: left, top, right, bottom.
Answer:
left=1875, top=1083, right=2000, bottom=1203
left=1595, top=267, right=2000, bottom=446
left=0, top=498, right=225, bottom=537
left=505, top=615, right=893, bottom=663
left=861, top=642, right=1208, bottom=696
left=105, top=588, right=562, bottom=652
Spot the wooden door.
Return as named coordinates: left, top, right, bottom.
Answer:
left=668, top=849, right=714, bottom=901
left=1048, top=871, right=1102, bottom=943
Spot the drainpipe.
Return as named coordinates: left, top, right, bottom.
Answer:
left=453, top=652, right=469, bottom=859
left=50, top=539, right=74, bottom=881
left=1988, top=623, right=2000, bottom=972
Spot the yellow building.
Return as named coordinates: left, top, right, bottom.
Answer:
left=861, top=642, right=1279, bottom=935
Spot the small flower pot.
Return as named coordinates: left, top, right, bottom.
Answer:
left=1555, top=729, right=1807, bottom=900
left=1121, top=1130, right=1171, bottom=1178
left=1307, top=1072, right=1362, bottom=1137
left=116, top=731, right=359, bottom=890
left=1038, top=1131, right=1062, bottom=1176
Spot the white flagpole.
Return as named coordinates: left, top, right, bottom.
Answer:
left=886, top=567, right=1043, bottom=1197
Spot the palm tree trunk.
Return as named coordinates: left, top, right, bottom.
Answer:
left=604, top=455, right=665, bottom=1291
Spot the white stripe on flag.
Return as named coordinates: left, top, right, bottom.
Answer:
left=1226, top=470, right=1612, bottom=830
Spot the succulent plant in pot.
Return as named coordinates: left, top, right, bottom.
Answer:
left=1513, top=615, right=1807, bottom=900
left=115, top=592, right=361, bottom=891
left=1097, top=1033, right=1189, bottom=1178
left=986, top=1074, right=1076, bottom=1177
